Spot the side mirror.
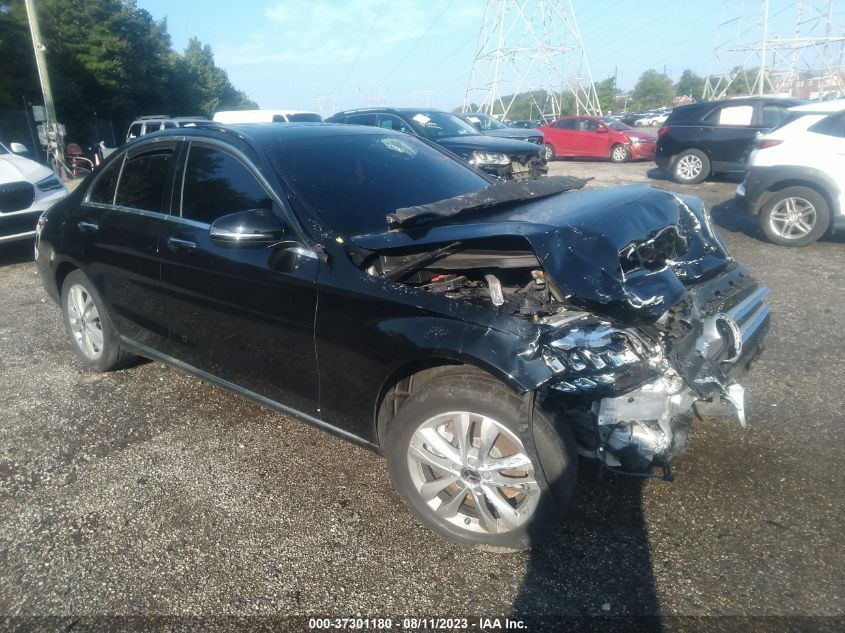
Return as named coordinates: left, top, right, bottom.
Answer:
left=10, top=142, right=29, bottom=154
left=209, top=208, right=283, bottom=247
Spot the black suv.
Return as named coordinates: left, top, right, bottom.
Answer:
left=655, top=97, right=805, bottom=184
left=455, top=112, right=544, bottom=145
left=35, top=123, right=769, bottom=550
left=326, top=108, right=546, bottom=181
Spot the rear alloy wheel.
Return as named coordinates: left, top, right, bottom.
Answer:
left=544, top=143, right=556, bottom=161
left=610, top=144, right=630, bottom=163
left=386, top=371, right=577, bottom=551
left=760, top=186, right=830, bottom=247
left=672, top=149, right=710, bottom=184
left=61, top=270, right=134, bottom=371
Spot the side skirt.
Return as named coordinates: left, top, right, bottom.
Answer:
left=120, top=336, right=380, bottom=452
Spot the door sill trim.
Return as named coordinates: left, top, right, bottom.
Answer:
left=119, top=336, right=378, bottom=451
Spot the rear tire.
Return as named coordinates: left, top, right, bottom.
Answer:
left=61, top=270, right=134, bottom=371
left=759, top=186, right=830, bottom=247
left=672, top=149, right=710, bottom=184
left=385, top=370, right=577, bottom=551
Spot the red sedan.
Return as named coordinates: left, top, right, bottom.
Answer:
left=539, top=116, right=656, bottom=163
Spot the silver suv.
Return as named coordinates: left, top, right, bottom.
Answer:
left=125, top=116, right=208, bottom=142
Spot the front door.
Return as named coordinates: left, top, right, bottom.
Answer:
left=158, top=141, right=320, bottom=415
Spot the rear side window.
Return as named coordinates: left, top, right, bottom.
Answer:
left=347, top=114, right=378, bottom=127
left=180, top=146, right=273, bottom=224
left=127, top=123, right=142, bottom=139
left=114, top=149, right=173, bottom=212
left=762, top=105, right=790, bottom=129
left=810, top=112, right=845, bottom=138
left=704, top=105, right=754, bottom=126
left=271, top=115, right=288, bottom=123
left=87, top=155, right=123, bottom=204
left=554, top=119, right=576, bottom=130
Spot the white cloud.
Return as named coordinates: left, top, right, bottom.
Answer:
left=217, top=0, right=480, bottom=68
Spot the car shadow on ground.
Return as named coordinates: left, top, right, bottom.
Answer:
left=0, top=240, right=35, bottom=268
left=646, top=168, right=743, bottom=185
left=512, top=461, right=661, bottom=632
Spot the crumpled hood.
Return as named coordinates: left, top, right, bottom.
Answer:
left=0, top=154, right=52, bottom=184
left=350, top=185, right=730, bottom=323
left=437, top=134, right=542, bottom=157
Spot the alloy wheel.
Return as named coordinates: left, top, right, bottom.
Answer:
left=66, top=283, right=104, bottom=360
left=768, top=196, right=817, bottom=240
left=676, top=154, right=703, bottom=181
left=612, top=145, right=628, bottom=162
left=406, top=411, right=540, bottom=535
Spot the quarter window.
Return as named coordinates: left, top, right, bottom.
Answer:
left=809, top=112, right=845, bottom=138
left=180, top=146, right=273, bottom=224
left=114, top=149, right=173, bottom=212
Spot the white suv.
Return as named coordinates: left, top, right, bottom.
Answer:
left=737, top=100, right=845, bottom=246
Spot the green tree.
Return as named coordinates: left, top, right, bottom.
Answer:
left=631, top=69, right=674, bottom=109
left=675, top=69, right=705, bottom=99
left=595, top=77, right=620, bottom=113
left=0, top=0, right=256, bottom=142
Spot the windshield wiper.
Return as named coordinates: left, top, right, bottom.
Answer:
left=386, top=175, right=590, bottom=230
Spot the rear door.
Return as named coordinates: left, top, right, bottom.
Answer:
left=701, top=102, right=757, bottom=171
left=74, top=139, right=178, bottom=348
left=546, top=118, right=577, bottom=155
left=158, top=140, right=320, bottom=414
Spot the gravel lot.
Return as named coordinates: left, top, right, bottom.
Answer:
left=1, top=160, right=843, bottom=631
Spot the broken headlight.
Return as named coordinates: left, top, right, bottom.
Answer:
left=542, top=321, right=661, bottom=393
left=469, top=151, right=510, bottom=166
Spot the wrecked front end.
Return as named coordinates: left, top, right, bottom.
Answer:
left=353, top=181, right=770, bottom=477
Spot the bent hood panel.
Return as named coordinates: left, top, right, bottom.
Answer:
left=350, top=185, right=729, bottom=323
left=437, top=135, right=542, bottom=155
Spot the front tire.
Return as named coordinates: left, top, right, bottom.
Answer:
left=610, top=144, right=630, bottom=163
left=759, top=186, right=830, bottom=247
left=544, top=143, right=556, bottom=161
left=672, top=149, right=710, bottom=184
left=61, top=270, right=134, bottom=371
left=386, top=371, right=577, bottom=551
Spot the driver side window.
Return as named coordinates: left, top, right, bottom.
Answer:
left=180, top=146, right=274, bottom=225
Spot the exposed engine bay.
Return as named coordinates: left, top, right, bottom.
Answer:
left=351, top=182, right=770, bottom=478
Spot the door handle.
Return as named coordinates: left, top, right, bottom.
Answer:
left=167, top=235, right=197, bottom=252
left=77, top=221, right=99, bottom=233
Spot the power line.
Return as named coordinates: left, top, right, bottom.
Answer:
left=337, top=0, right=388, bottom=98
left=384, top=0, right=456, bottom=80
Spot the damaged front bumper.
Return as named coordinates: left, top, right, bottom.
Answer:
left=543, top=265, right=770, bottom=475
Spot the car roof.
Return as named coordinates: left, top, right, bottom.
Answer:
left=137, top=122, right=397, bottom=145
left=789, top=99, right=845, bottom=113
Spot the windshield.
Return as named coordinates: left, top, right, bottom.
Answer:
left=287, top=113, right=323, bottom=123
left=599, top=117, right=633, bottom=131
left=462, top=113, right=507, bottom=131
left=265, top=132, right=489, bottom=236
left=406, top=111, right=481, bottom=140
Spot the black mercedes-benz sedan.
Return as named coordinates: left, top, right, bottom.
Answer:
left=35, top=123, right=770, bottom=550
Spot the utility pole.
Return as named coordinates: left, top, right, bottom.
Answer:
left=24, top=0, right=67, bottom=177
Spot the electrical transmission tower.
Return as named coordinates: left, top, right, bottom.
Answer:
left=704, top=0, right=845, bottom=100
left=463, top=0, right=601, bottom=120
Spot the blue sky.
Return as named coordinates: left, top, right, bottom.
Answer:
left=137, top=0, right=842, bottom=114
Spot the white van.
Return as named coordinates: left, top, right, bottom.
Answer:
left=212, top=109, right=323, bottom=124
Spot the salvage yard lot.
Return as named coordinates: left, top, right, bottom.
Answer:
left=1, top=160, right=843, bottom=626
